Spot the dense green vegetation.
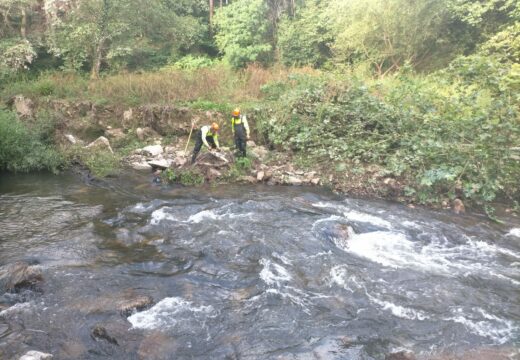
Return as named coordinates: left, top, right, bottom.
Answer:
left=0, top=109, right=64, bottom=172
left=1, top=0, right=519, bottom=208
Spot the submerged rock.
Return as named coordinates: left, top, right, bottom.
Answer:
left=138, top=331, right=179, bottom=360
left=0, top=261, right=43, bottom=292
left=385, top=351, right=416, bottom=360
left=118, top=295, right=154, bottom=316
left=91, top=325, right=119, bottom=345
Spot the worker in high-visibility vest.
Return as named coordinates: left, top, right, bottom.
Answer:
left=231, top=108, right=250, bottom=157
left=191, top=122, right=220, bottom=164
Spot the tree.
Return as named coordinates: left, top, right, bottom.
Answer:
left=48, top=0, right=210, bottom=77
left=277, top=0, right=332, bottom=67
left=326, top=0, right=456, bottom=75
left=214, top=0, right=272, bottom=68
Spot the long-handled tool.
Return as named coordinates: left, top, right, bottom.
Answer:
left=183, top=120, right=196, bottom=155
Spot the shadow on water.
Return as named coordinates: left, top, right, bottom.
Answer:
left=0, top=171, right=519, bottom=359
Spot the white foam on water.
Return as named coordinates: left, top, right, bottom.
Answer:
left=401, top=220, right=423, bottom=229
left=337, top=230, right=520, bottom=285
left=187, top=208, right=254, bottom=223
left=446, top=307, right=518, bottom=344
left=506, top=228, right=520, bottom=238
left=342, top=210, right=392, bottom=228
left=265, top=287, right=313, bottom=314
left=259, top=258, right=292, bottom=286
left=329, top=266, right=365, bottom=293
left=312, top=202, right=392, bottom=228
left=367, top=294, right=429, bottom=321
left=128, top=297, right=215, bottom=330
left=0, top=302, right=33, bottom=317
left=306, top=251, right=333, bottom=259
left=187, top=209, right=219, bottom=223
left=329, top=265, right=349, bottom=288
left=272, top=252, right=292, bottom=265
left=150, top=207, right=177, bottom=225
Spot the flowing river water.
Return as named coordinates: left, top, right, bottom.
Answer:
left=0, top=172, right=519, bottom=359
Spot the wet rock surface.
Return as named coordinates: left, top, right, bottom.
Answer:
left=0, top=262, right=43, bottom=293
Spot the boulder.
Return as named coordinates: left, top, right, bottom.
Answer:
left=118, top=295, right=153, bottom=316
left=148, top=159, right=172, bottom=170
left=105, top=128, right=125, bottom=140
left=131, top=161, right=153, bottom=171
left=64, top=134, right=78, bottom=145
left=206, top=168, right=222, bottom=180
left=122, top=108, right=133, bottom=128
left=173, top=156, right=187, bottom=167
left=19, top=350, right=53, bottom=360
left=142, top=145, right=163, bottom=157
left=0, top=261, right=43, bottom=292
left=136, top=127, right=160, bottom=141
left=247, top=140, right=256, bottom=147
left=250, top=146, right=269, bottom=161
left=256, top=171, right=265, bottom=182
left=86, top=136, right=113, bottom=154
left=13, top=95, right=34, bottom=118
left=286, top=176, right=302, bottom=186
left=239, top=176, right=257, bottom=184
left=164, top=146, right=176, bottom=154
left=311, top=178, right=320, bottom=185
left=453, top=198, right=465, bottom=214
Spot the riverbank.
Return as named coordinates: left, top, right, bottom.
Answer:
left=0, top=94, right=518, bottom=218
left=1, top=60, right=519, bottom=215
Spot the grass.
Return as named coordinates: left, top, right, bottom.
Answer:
left=1, top=64, right=318, bottom=109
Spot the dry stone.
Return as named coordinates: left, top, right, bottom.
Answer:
left=105, top=128, right=125, bottom=140
left=64, top=134, right=78, bottom=144
left=142, top=145, right=163, bottom=157
left=86, top=136, right=113, bottom=154
left=148, top=159, right=172, bottom=170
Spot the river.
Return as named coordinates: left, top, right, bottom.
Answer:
left=0, top=172, right=519, bottom=359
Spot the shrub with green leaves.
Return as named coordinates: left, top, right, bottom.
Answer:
left=258, top=56, right=520, bottom=206
left=0, top=109, right=64, bottom=173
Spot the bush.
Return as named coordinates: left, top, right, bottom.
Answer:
left=0, top=110, right=64, bottom=173
left=257, top=56, right=520, bottom=206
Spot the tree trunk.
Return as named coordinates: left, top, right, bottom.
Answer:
left=219, top=0, right=222, bottom=8
left=90, top=42, right=103, bottom=80
left=209, top=0, right=214, bottom=24
left=21, top=8, right=27, bottom=38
